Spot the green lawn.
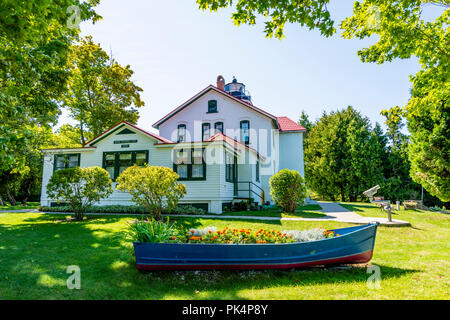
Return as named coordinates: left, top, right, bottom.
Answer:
left=0, top=202, right=40, bottom=211
left=224, top=204, right=326, bottom=218
left=340, top=202, right=428, bottom=219
left=0, top=207, right=448, bottom=299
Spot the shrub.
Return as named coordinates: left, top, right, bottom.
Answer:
left=46, top=167, right=113, bottom=221
left=269, top=169, right=307, bottom=213
left=39, top=204, right=207, bottom=215
left=116, top=165, right=187, bottom=220
left=128, top=217, right=179, bottom=243
left=175, top=205, right=206, bottom=215
left=39, top=205, right=148, bottom=214
left=232, top=200, right=249, bottom=211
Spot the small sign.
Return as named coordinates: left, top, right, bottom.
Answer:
left=114, top=139, right=137, bottom=144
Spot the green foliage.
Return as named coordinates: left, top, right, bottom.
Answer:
left=197, top=0, right=335, bottom=39
left=269, top=169, right=307, bottom=212
left=341, top=1, right=449, bottom=201
left=195, top=0, right=449, bottom=201
left=0, top=0, right=100, bottom=173
left=39, top=204, right=206, bottom=215
left=51, top=124, right=92, bottom=148
left=379, top=108, right=422, bottom=202
left=407, top=62, right=449, bottom=201
left=303, top=107, right=443, bottom=204
left=116, top=165, right=187, bottom=220
left=63, top=36, right=144, bottom=144
left=298, top=110, right=314, bottom=150
left=40, top=205, right=148, bottom=214
left=127, top=217, right=179, bottom=243
left=305, top=107, right=386, bottom=201
left=0, top=124, right=57, bottom=205
left=46, top=166, right=113, bottom=220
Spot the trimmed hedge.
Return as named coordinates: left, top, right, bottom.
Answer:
left=39, top=204, right=206, bottom=215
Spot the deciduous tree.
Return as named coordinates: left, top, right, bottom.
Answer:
left=196, top=0, right=449, bottom=201
left=63, top=36, right=145, bottom=144
left=0, top=0, right=100, bottom=173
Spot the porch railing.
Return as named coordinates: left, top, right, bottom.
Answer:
left=234, top=181, right=264, bottom=205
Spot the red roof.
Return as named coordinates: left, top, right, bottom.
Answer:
left=153, top=85, right=306, bottom=134
left=276, top=117, right=306, bottom=132
left=206, top=132, right=265, bottom=159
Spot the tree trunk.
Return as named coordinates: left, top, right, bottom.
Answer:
left=21, top=179, right=33, bottom=205
left=154, top=210, right=161, bottom=221
left=80, top=121, right=86, bottom=145
left=74, top=211, right=84, bottom=221
left=0, top=195, right=4, bottom=206
left=6, top=187, right=17, bottom=206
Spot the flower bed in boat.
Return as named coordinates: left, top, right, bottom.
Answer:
left=128, top=218, right=339, bottom=244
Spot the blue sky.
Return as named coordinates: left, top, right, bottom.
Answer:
left=63, top=0, right=440, bottom=134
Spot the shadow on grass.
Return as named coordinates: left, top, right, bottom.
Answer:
left=289, top=210, right=327, bottom=218
left=341, top=203, right=378, bottom=212
left=0, top=215, right=418, bottom=299
left=223, top=207, right=326, bottom=219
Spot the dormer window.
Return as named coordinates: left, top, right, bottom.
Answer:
left=202, top=123, right=210, bottom=141
left=177, top=124, right=186, bottom=143
left=240, top=120, right=250, bottom=145
left=207, top=100, right=217, bottom=113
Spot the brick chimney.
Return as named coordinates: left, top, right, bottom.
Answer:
left=216, top=75, right=225, bottom=91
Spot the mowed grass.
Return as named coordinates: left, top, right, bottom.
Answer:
left=340, top=202, right=431, bottom=219
left=224, top=204, right=326, bottom=218
left=0, top=202, right=40, bottom=211
left=0, top=208, right=449, bottom=300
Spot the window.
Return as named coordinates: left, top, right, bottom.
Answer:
left=240, top=120, right=250, bottom=145
left=173, top=148, right=206, bottom=180
left=177, top=124, right=186, bottom=143
left=256, top=160, right=260, bottom=182
left=225, top=152, right=236, bottom=183
left=102, top=150, right=149, bottom=180
left=207, top=100, right=217, bottom=113
left=54, top=154, right=80, bottom=171
left=202, top=123, right=210, bottom=141
left=214, top=122, right=224, bottom=134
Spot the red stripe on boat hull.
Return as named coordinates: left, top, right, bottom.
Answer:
left=136, top=250, right=373, bottom=271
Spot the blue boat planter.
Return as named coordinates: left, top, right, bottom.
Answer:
left=133, top=223, right=378, bottom=270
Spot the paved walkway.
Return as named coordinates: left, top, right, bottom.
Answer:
left=313, top=202, right=410, bottom=226
left=0, top=202, right=410, bottom=226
